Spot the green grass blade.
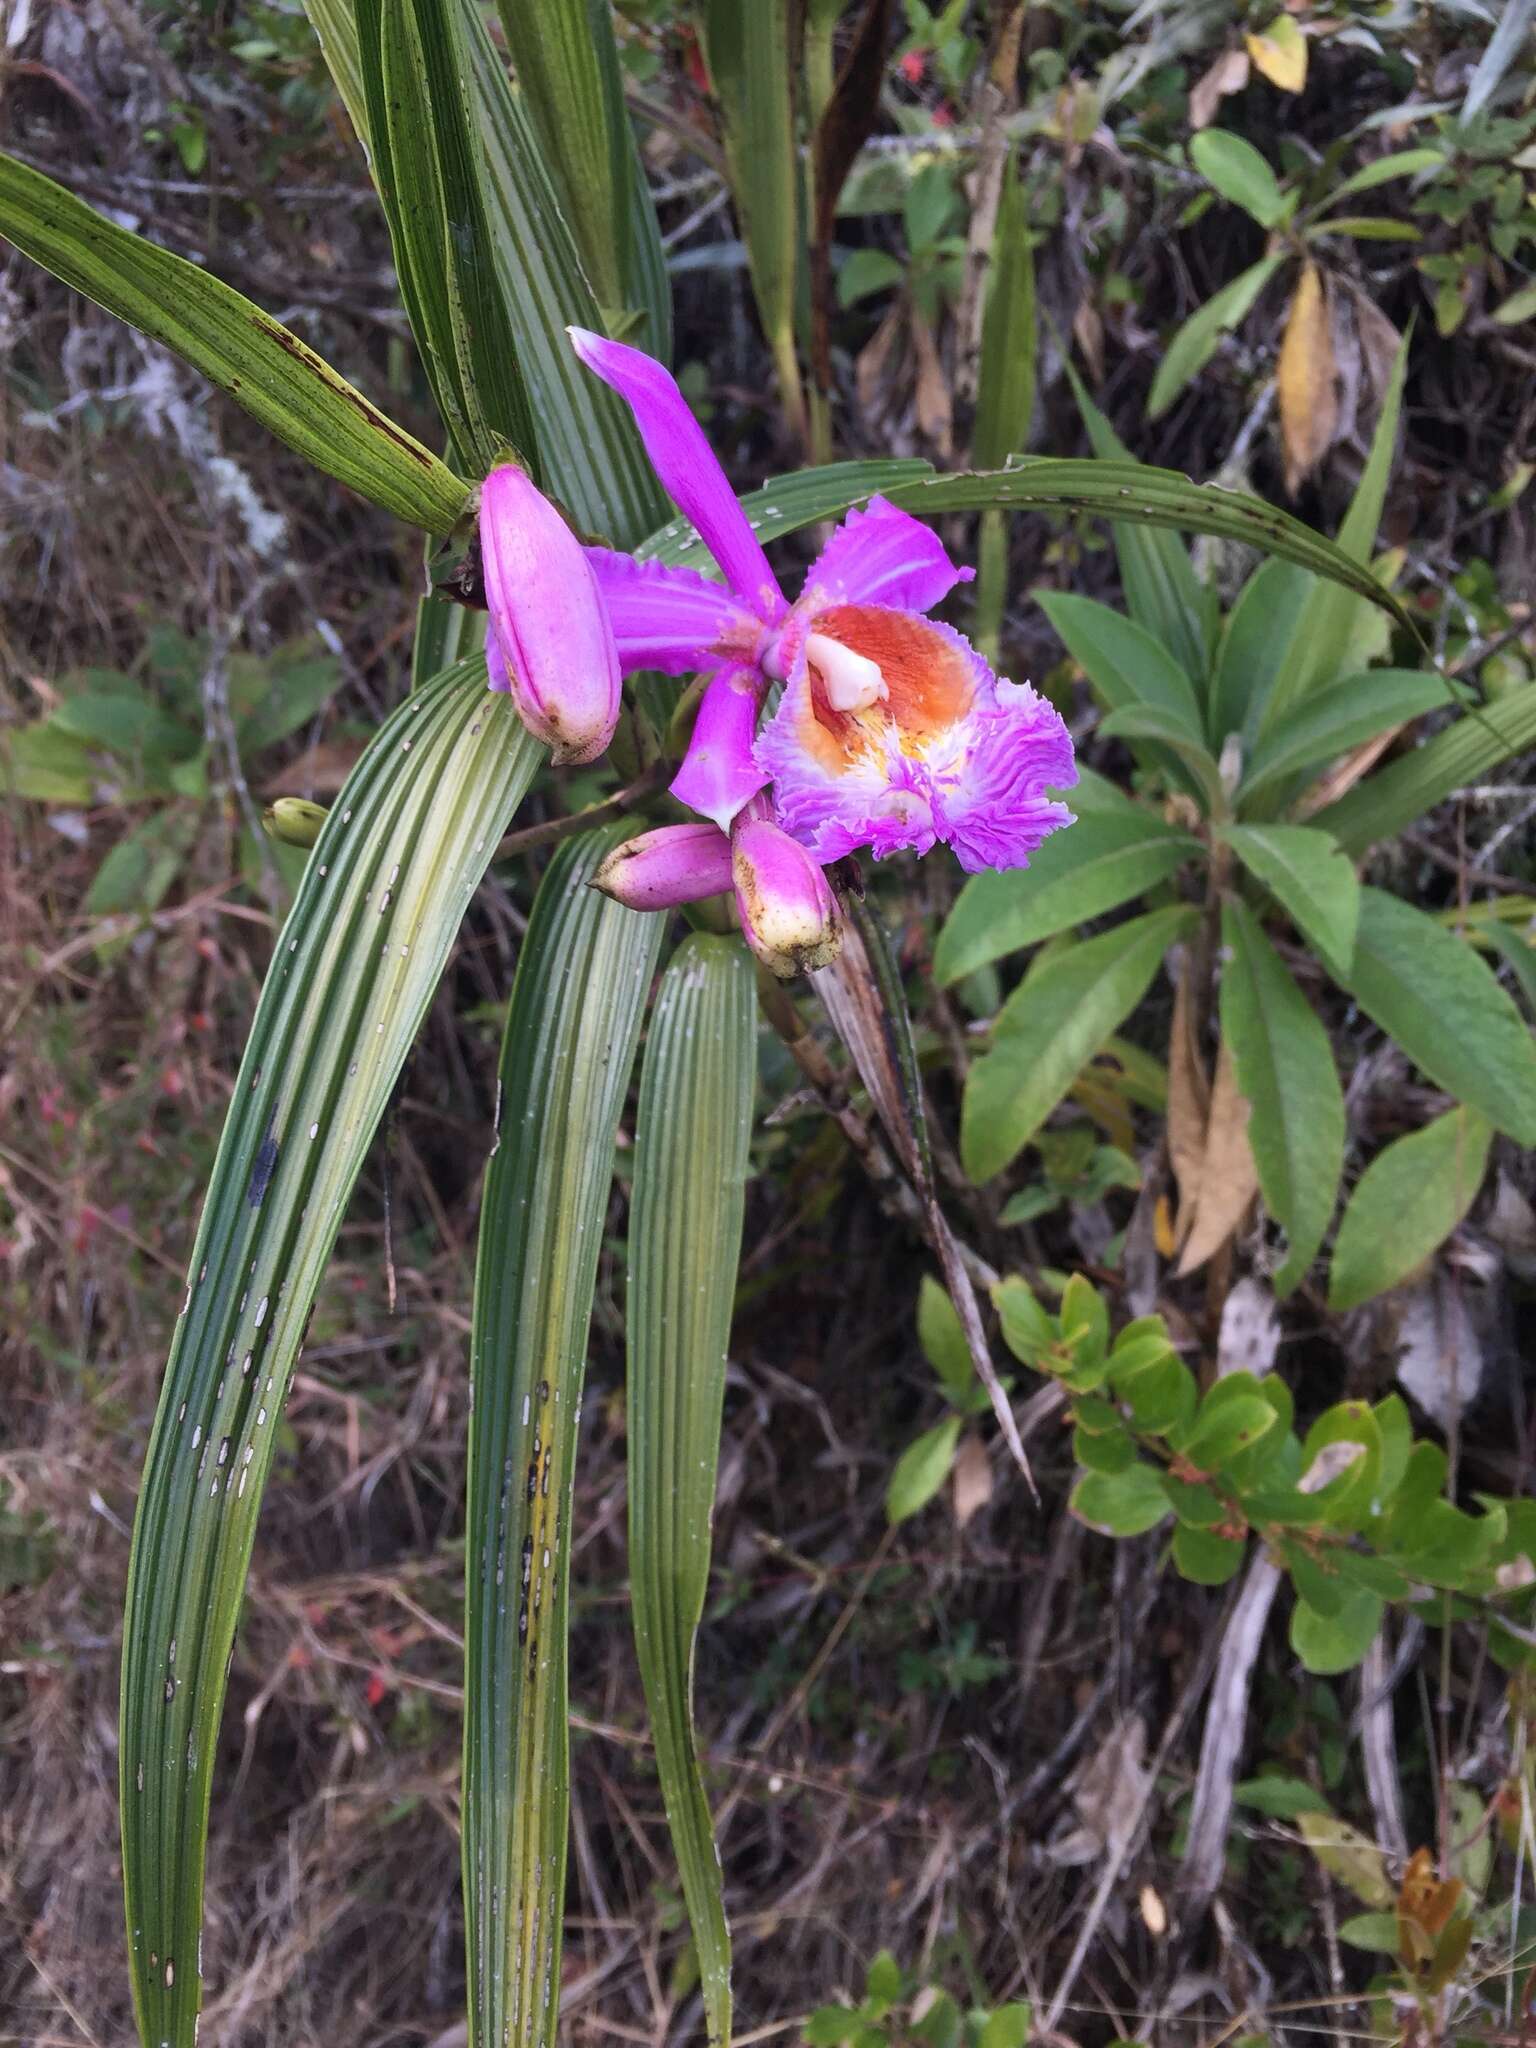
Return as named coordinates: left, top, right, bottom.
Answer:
left=0, top=150, right=471, bottom=534
left=465, top=829, right=664, bottom=2048
left=638, top=459, right=1414, bottom=632
left=120, top=660, right=541, bottom=2048
left=628, top=935, right=756, bottom=2048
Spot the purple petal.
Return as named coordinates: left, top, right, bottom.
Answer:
left=591, top=822, right=734, bottom=910
left=731, top=808, right=843, bottom=978
left=669, top=663, right=771, bottom=832
left=798, top=494, right=973, bottom=615
left=930, top=679, right=1078, bottom=874
left=756, top=607, right=1077, bottom=873
left=568, top=327, right=784, bottom=619
left=585, top=547, right=761, bottom=677
left=480, top=464, right=620, bottom=764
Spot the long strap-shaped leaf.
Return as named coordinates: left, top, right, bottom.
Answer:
left=465, top=828, right=664, bottom=2048
left=121, top=660, right=541, bottom=2048
left=642, top=458, right=1415, bottom=630
left=628, top=936, right=756, bottom=2047
left=358, top=0, right=537, bottom=469
left=0, top=151, right=471, bottom=534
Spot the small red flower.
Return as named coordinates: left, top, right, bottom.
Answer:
left=900, top=48, right=926, bottom=83
left=365, top=1671, right=389, bottom=1708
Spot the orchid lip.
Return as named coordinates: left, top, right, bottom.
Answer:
left=806, top=632, right=888, bottom=712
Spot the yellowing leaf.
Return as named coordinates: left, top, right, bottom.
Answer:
left=1298, top=1811, right=1392, bottom=1909
left=1246, top=15, right=1308, bottom=93
left=1277, top=261, right=1339, bottom=496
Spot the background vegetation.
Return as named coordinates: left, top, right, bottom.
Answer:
left=3, top=2, right=1535, bottom=2044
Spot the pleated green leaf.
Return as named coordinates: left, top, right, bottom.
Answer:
left=120, top=660, right=541, bottom=2048
left=0, top=150, right=471, bottom=533
left=496, top=0, right=668, bottom=356
left=628, top=935, right=756, bottom=2048
left=465, top=829, right=664, bottom=2048
left=358, top=0, right=536, bottom=468
left=638, top=458, right=1414, bottom=629
left=302, top=0, right=666, bottom=542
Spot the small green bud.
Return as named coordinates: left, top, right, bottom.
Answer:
left=263, top=797, right=329, bottom=848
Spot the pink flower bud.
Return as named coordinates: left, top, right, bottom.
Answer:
left=731, top=809, right=842, bottom=978
left=590, top=823, right=734, bottom=911
left=480, top=464, right=621, bottom=766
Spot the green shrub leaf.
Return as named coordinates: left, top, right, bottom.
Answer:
left=1328, top=1106, right=1493, bottom=1309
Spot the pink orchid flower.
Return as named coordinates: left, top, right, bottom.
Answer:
left=567, top=327, right=1078, bottom=874
left=593, top=801, right=843, bottom=980
left=480, top=461, right=621, bottom=765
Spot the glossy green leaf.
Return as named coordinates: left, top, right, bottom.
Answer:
left=1173, top=1524, right=1247, bottom=1585
left=464, top=828, right=665, bottom=2048
left=1220, top=902, right=1345, bottom=1295
left=1073, top=1463, right=1171, bottom=1537
left=935, top=810, right=1199, bottom=985
left=961, top=906, right=1197, bottom=1181
left=1210, top=556, right=1312, bottom=746
left=1147, top=253, right=1287, bottom=420
left=1097, top=704, right=1227, bottom=810
left=1224, top=823, right=1360, bottom=981
left=0, top=150, right=470, bottom=533
left=1038, top=593, right=1206, bottom=732
left=1237, top=668, right=1453, bottom=805
left=1315, top=685, right=1536, bottom=857
left=1345, top=888, right=1536, bottom=1144
left=1328, top=1107, right=1493, bottom=1310
left=120, top=661, right=541, bottom=2048
left=919, top=1274, right=979, bottom=1406
left=358, top=0, right=536, bottom=467
left=1321, top=147, right=1444, bottom=206
left=1065, top=361, right=1213, bottom=684
left=1291, top=1585, right=1383, bottom=1675
left=886, top=1416, right=964, bottom=1525
left=628, top=934, right=754, bottom=2048
left=1191, top=130, right=1289, bottom=226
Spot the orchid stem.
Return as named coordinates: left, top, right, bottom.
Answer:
left=492, top=765, right=665, bottom=862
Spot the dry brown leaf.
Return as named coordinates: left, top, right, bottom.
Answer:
left=909, top=305, right=953, bottom=455
left=950, top=1434, right=993, bottom=1529
left=1189, top=46, right=1250, bottom=128
left=1176, top=1043, right=1259, bottom=1276
left=1277, top=261, right=1339, bottom=495
left=261, top=739, right=364, bottom=797
left=1072, top=296, right=1105, bottom=384
left=855, top=302, right=902, bottom=420
left=1246, top=14, right=1308, bottom=92
left=1346, top=280, right=1406, bottom=403
left=1166, top=968, right=1211, bottom=1251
